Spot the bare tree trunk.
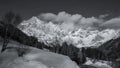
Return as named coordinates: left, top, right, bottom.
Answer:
left=1, top=26, right=14, bottom=53
left=1, top=28, right=9, bottom=52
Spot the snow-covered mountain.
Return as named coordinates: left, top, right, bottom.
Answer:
left=19, top=17, right=66, bottom=45
left=18, top=16, right=120, bottom=48
left=63, top=28, right=119, bottom=48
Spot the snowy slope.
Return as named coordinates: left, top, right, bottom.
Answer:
left=0, top=41, right=79, bottom=68
left=84, top=58, right=112, bottom=68
left=18, top=16, right=120, bottom=48
left=19, top=17, right=65, bottom=45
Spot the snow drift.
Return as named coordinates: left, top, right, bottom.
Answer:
left=0, top=42, right=79, bottom=68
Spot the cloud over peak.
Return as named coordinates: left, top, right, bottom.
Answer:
left=38, top=11, right=120, bottom=30
left=100, top=17, right=120, bottom=29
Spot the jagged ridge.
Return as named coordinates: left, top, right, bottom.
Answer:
left=18, top=16, right=120, bottom=48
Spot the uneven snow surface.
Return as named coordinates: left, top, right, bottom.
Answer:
left=84, top=58, right=112, bottom=68
left=0, top=42, right=79, bottom=68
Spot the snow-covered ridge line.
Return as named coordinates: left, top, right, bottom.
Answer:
left=18, top=16, right=120, bottom=48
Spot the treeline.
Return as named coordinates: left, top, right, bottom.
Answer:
left=99, top=37, right=120, bottom=61
left=83, top=37, right=120, bottom=68
left=48, top=42, right=86, bottom=65
left=34, top=41, right=87, bottom=65
left=0, top=22, right=37, bottom=45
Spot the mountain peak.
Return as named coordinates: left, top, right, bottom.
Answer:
left=18, top=17, right=120, bottom=48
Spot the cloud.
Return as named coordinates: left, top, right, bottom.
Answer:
left=38, top=11, right=120, bottom=30
left=100, top=17, right=120, bottom=29
left=99, top=14, right=109, bottom=19
left=38, top=13, right=56, bottom=22
left=79, top=17, right=102, bottom=27
left=38, top=11, right=84, bottom=31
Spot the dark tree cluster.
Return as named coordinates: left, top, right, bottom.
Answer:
left=0, top=20, right=39, bottom=47
left=83, top=36, right=120, bottom=68
left=45, top=42, right=87, bottom=65
left=84, top=47, right=107, bottom=60
left=98, top=37, right=120, bottom=61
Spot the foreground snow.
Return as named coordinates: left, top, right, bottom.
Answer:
left=84, top=58, right=112, bottom=68
left=0, top=42, right=79, bottom=68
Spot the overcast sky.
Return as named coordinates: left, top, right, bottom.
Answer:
left=0, top=0, right=120, bottom=19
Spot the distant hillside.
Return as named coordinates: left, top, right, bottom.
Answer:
left=98, top=37, right=120, bottom=61
left=0, top=21, right=38, bottom=46
left=82, top=36, right=120, bottom=62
